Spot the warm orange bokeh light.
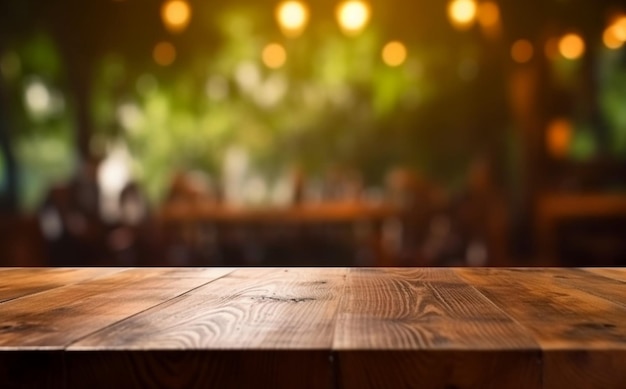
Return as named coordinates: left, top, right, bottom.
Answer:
left=262, top=43, right=287, bottom=69
left=603, top=16, right=626, bottom=49
left=382, top=41, right=407, bottom=67
left=604, top=26, right=624, bottom=49
left=275, top=1, right=309, bottom=38
left=546, top=118, right=573, bottom=158
left=153, top=41, right=177, bottom=66
left=612, top=16, right=626, bottom=41
left=477, top=1, right=499, bottom=28
left=448, top=0, right=477, bottom=30
left=558, top=33, right=585, bottom=60
left=336, top=1, right=371, bottom=36
left=544, top=37, right=559, bottom=60
left=511, top=39, right=534, bottom=64
left=161, top=0, right=191, bottom=33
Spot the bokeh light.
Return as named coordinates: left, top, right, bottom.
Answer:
left=24, top=80, right=51, bottom=115
left=544, top=37, right=559, bottom=60
left=511, top=39, right=534, bottom=64
left=276, top=1, right=309, bottom=38
left=611, top=16, right=626, bottom=41
left=153, top=41, right=177, bottom=66
left=477, top=1, right=500, bottom=38
left=603, top=16, right=626, bottom=49
left=382, top=41, right=407, bottom=67
left=546, top=118, right=573, bottom=158
left=477, top=1, right=499, bottom=28
left=558, top=33, right=585, bottom=60
left=603, top=26, right=624, bottom=49
left=161, top=0, right=191, bottom=33
left=262, top=43, right=287, bottom=69
left=448, top=0, right=477, bottom=30
left=336, top=1, right=371, bottom=36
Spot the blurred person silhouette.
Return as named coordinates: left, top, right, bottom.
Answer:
left=39, top=156, right=107, bottom=266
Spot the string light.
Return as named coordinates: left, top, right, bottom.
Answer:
left=262, top=43, right=287, bottom=69
left=276, top=1, right=309, bottom=38
left=448, top=0, right=477, bottom=30
left=603, top=16, right=626, bottom=49
left=336, top=1, right=371, bottom=36
left=558, top=33, right=585, bottom=60
left=382, top=41, right=407, bottom=67
left=161, top=0, right=191, bottom=33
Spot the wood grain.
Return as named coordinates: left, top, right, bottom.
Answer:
left=0, top=268, right=233, bottom=349
left=334, top=268, right=541, bottom=389
left=68, top=268, right=346, bottom=388
left=535, top=268, right=626, bottom=309
left=2, top=267, right=626, bottom=388
left=584, top=268, right=626, bottom=283
left=0, top=268, right=122, bottom=304
left=457, top=268, right=626, bottom=389
left=72, top=268, right=347, bottom=350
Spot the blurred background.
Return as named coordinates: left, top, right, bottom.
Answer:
left=1, top=0, right=626, bottom=267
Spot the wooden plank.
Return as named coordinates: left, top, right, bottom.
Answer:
left=0, top=268, right=233, bottom=349
left=68, top=268, right=346, bottom=388
left=535, top=268, right=626, bottom=309
left=584, top=268, right=626, bottom=283
left=457, top=268, right=626, bottom=389
left=334, top=268, right=541, bottom=389
left=72, top=268, right=347, bottom=350
left=0, top=268, right=123, bottom=304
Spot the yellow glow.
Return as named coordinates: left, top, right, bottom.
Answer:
left=448, top=0, right=477, bottom=30
left=382, top=41, right=407, bottom=67
left=161, top=0, right=191, bottom=33
left=477, top=1, right=499, bottom=28
left=511, top=39, right=533, bottom=64
left=603, top=16, right=626, bottom=49
left=153, top=41, right=176, bottom=66
left=558, top=33, right=585, bottom=60
left=262, top=43, right=287, bottom=69
left=336, top=1, right=371, bottom=36
left=546, top=118, right=573, bottom=158
left=604, top=26, right=624, bottom=49
left=276, top=1, right=309, bottom=38
left=612, top=16, right=626, bottom=41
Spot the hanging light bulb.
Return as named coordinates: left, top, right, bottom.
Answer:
left=447, top=0, right=477, bottom=30
left=161, top=0, right=191, bottom=33
left=276, top=1, right=309, bottom=38
left=336, top=1, right=371, bottom=36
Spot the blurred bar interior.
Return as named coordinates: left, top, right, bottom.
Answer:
left=1, top=0, right=626, bottom=267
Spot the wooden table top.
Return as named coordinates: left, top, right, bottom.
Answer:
left=1, top=267, right=625, bottom=389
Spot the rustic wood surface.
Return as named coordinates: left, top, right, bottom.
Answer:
left=585, top=267, right=626, bottom=283
left=0, top=267, right=625, bottom=388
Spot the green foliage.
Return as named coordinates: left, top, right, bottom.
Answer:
left=599, top=49, right=626, bottom=156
